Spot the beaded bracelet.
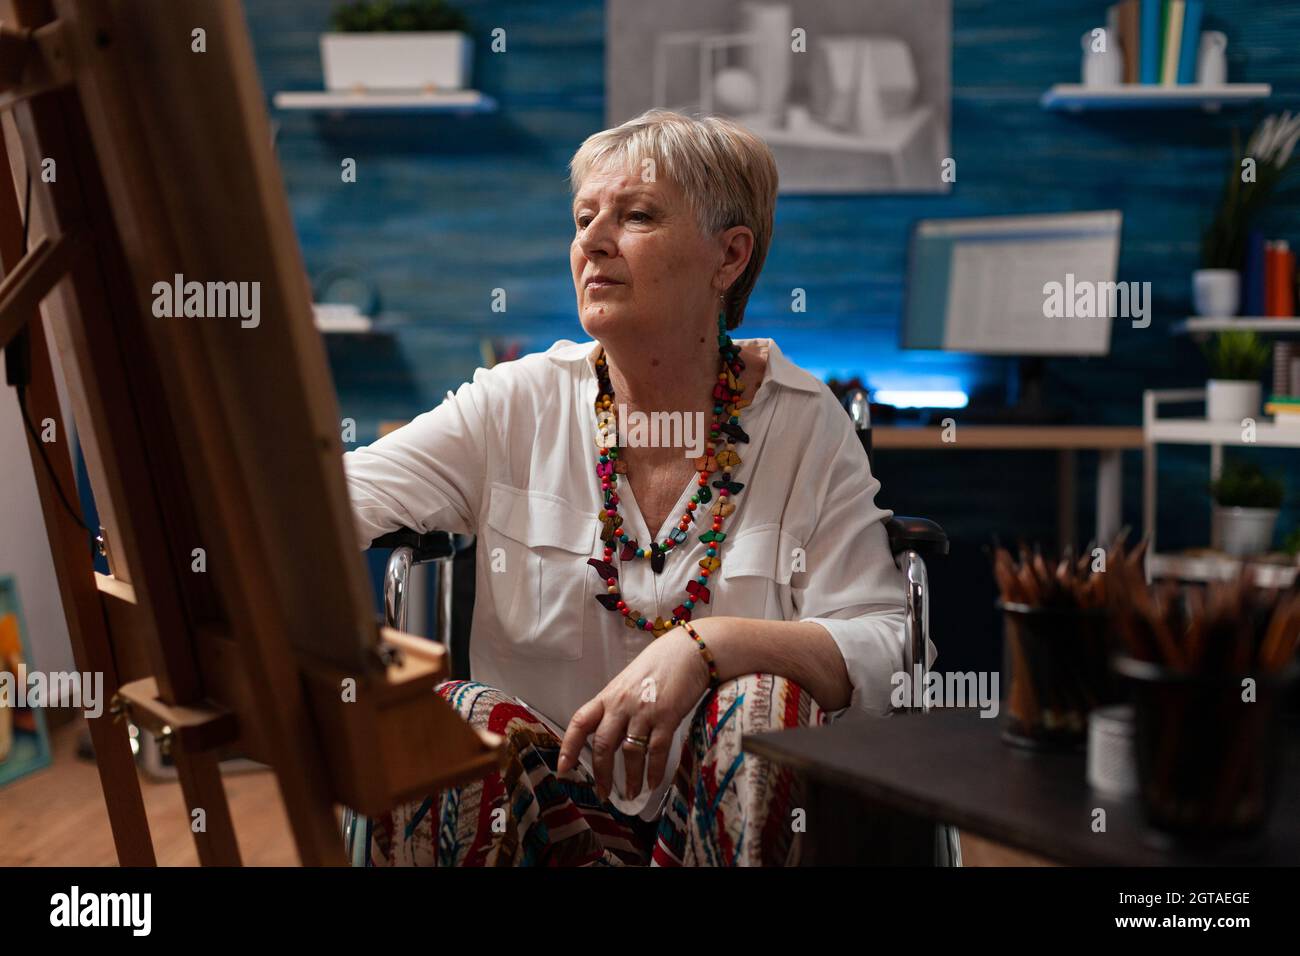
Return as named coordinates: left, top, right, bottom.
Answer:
left=681, top=621, right=720, bottom=692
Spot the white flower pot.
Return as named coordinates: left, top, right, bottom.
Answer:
left=1206, top=379, right=1260, bottom=423
left=1192, top=268, right=1241, bottom=318
left=1212, top=505, right=1279, bottom=557
left=320, top=32, right=472, bottom=92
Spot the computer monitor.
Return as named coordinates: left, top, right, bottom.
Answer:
left=903, top=211, right=1123, bottom=356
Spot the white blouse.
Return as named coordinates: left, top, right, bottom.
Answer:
left=343, top=338, right=914, bottom=820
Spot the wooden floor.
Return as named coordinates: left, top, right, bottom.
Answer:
left=0, top=719, right=300, bottom=866
left=0, top=720, right=1051, bottom=866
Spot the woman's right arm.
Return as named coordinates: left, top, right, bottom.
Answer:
left=342, top=373, right=495, bottom=548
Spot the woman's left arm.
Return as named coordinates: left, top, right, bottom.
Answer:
left=556, top=615, right=863, bottom=803
left=692, top=407, right=914, bottom=716
left=688, top=616, right=856, bottom=711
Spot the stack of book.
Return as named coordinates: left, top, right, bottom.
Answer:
left=1242, top=236, right=1298, bottom=318
left=1266, top=396, right=1300, bottom=426
left=1266, top=342, right=1300, bottom=426
left=1108, top=0, right=1207, bottom=85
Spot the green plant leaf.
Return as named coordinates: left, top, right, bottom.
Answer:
left=1201, top=116, right=1300, bottom=269
left=331, top=0, right=470, bottom=33
left=1201, top=330, right=1271, bottom=381
left=1209, top=459, right=1285, bottom=509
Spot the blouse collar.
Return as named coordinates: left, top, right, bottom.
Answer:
left=544, top=337, right=822, bottom=395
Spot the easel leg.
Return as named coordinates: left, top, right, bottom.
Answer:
left=0, top=121, right=156, bottom=866
left=171, top=748, right=242, bottom=866
left=21, top=323, right=157, bottom=866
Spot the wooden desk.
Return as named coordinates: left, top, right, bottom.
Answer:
left=873, top=426, right=1144, bottom=547
left=745, top=709, right=1300, bottom=866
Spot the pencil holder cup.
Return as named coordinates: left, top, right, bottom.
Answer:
left=998, top=602, right=1117, bottom=751
left=1113, top=656, right=1297, bottom=837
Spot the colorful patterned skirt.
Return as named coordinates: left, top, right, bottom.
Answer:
left=348, top=673, right=827, bottom=866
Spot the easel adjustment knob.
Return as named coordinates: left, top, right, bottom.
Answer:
left=376, top=642, right=405, bottom=668
left=108, top=692, right=130, bottom=724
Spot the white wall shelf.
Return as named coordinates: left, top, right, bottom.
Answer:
left=1148, top=551, right=1297, bottom=588
left=315, top=316, right=375, bottom=334
left=272, top=89, right=497, bottom=114
left=1171, top=317, right=1300, bottom=340
left=313, top=304, right=378, bottom=335
left=1147, top=417, right=1300, bottom=448
left=1143, top=388, right=1300, bottom=584
left=1041, top=83, right=1271, bottom=112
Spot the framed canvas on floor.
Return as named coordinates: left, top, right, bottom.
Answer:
left=0, top=576, right=52, bottom=788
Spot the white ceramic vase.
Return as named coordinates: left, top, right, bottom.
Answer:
left=739, top=3, right=792, bottom=126
left=1081, top=29, right=1123, bottom=87
left=1206, top=379, right=1261, bottom=423
left=1197, top=31, right=1229, bottom=86
left=1193, top=269, right=1241, bottom=318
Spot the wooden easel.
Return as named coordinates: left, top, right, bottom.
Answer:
left=0, top=0, right=500, bottom=866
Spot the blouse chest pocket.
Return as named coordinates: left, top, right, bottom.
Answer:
left=482, top=482, right=598, bottom=660
left=719, top=523, right=801, bottom=620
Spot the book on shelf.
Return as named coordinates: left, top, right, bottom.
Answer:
left=1243, top=230, right=1267, bottom=317
left=1177, top=0, right=1204, bottom=83
left=1266, top=355, right=1300, bottom=418
left=1237, top=236, right=1297, bottom=319
left=1264, top=399, right=1300, bottom=424
left=1118, top=0, right=1214, bottom=87
left=1264, top=240, right=1296, bottom=317
left=1139, top=0, right=1162, bottom=84
left=1272, top=343, right=1296, bottom=398
left=1116, top=0, right=1141, bottom=83
left=1161, top=0, right=1185, bottom=86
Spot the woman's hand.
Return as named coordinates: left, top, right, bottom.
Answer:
left=558, top=627, right=710, bottom=803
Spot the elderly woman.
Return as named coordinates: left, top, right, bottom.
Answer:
left=343, top=109, right=911, bottom=867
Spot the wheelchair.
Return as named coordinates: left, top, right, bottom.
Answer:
left=344, top=389, right=959, bottom=865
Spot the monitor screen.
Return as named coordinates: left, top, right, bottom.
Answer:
left=902, top=211, right=1123, bottom=356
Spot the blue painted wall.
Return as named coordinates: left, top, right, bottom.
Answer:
left=247, top=0, right=1300, bottom=636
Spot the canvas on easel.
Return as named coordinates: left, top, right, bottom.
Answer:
left=0, top=0, right=500, bottom=866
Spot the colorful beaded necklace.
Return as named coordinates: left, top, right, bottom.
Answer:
left=587, top=313, right=750, bottom=638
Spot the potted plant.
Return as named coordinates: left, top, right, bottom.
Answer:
left=321, top=0, right=473, bottom=93
left=1209, top=460, right=1285, bottom=557
left=1196, top=112, right=1300, bottom=317
left=1282, top=527, right=1300, bottom=573
left=1202, top=329, right=1269, bottom=422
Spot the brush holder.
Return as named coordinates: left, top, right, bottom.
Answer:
left=999, top=601, right=1117, bottom=751
left=1113, top=656, right=1297, bottom=838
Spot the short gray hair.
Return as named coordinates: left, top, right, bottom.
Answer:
left=569, top=109, right=778, bottom=331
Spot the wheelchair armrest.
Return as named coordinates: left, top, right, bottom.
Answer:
left=886, top=516, right=948, bottom=559
left=368, top=528, right=458, bottom=563
left=368, top=529, right=472, bottom=640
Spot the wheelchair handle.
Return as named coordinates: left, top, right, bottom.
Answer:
left=371, top=530, right=469, bottom=648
